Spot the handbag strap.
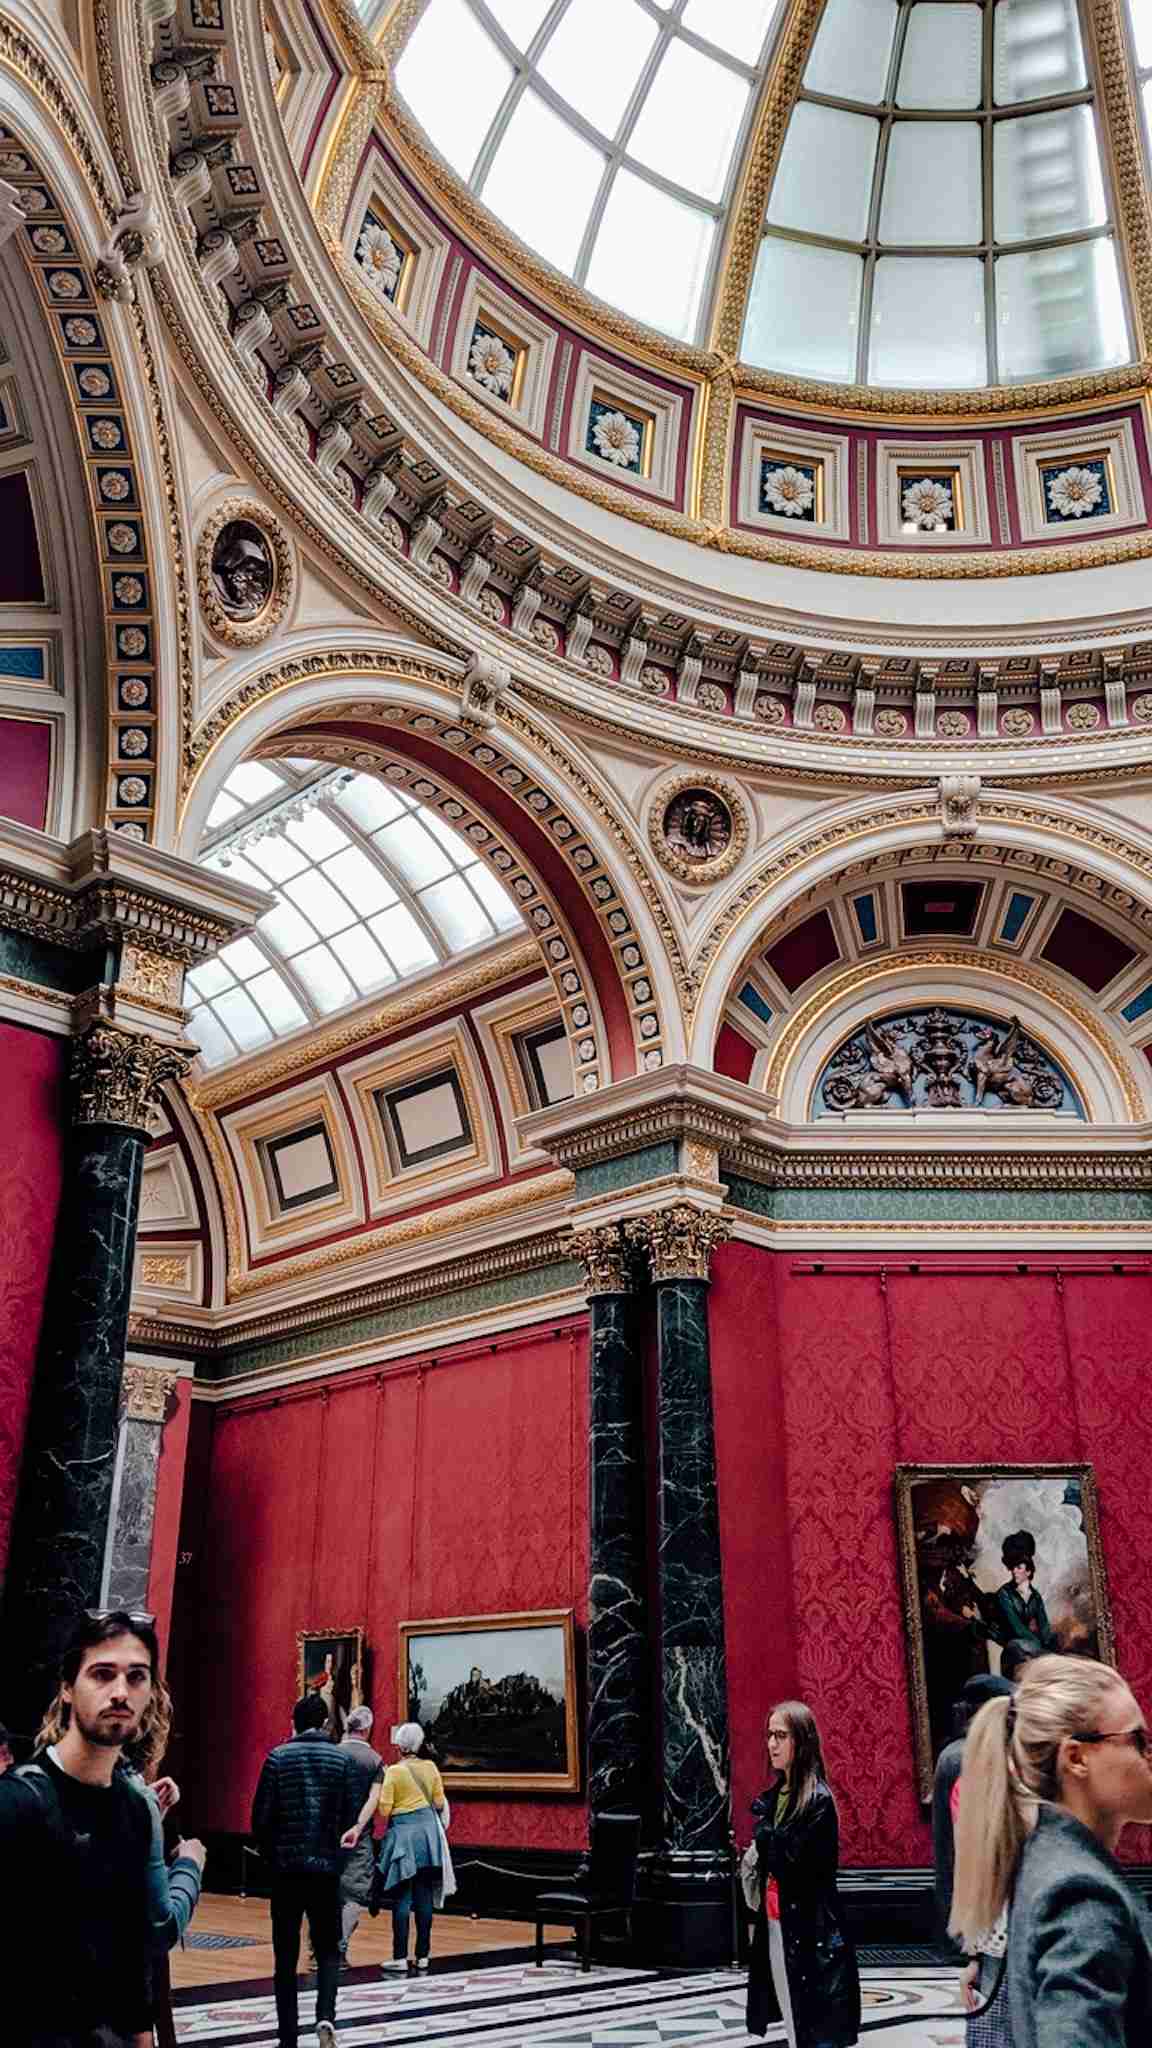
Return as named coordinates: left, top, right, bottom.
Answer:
left=967, top=1945, right=1008, bottom=2019
left=399, top=1758, right=433, bottom=1806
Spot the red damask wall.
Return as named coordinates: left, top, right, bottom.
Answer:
left=180, top=1320, right=589, bottom=1845
left=710, top=1242, right=1152, bottom=1868
left=0, top=1023, right=64, bottom=1581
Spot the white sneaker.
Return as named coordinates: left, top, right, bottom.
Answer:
left=380, top=1959, right=408, bottom=1975
left=316, top=2024, right=336, bottom=2048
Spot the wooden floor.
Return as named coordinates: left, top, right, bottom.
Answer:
left=171, top=1892, right=570, bottom=1991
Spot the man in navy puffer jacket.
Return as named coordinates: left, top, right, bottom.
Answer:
left=252, top=1691, right=361, bottom=2048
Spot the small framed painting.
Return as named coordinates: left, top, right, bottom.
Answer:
left=895, top=1464, right=1114, bottom=1801
left=297, top=1628, right=365, bottom=1740
left=399, top=1609, right=579, bottom=1792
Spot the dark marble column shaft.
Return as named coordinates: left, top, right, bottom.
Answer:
left=652, top=1273, right=732, bottom=1857
left=587, top=1284, right=648, bottom=1817
left=1, top=1025, right=187, bottom=1736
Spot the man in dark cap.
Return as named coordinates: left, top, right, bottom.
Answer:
left=932, top=1642, right=1040, bottom=1950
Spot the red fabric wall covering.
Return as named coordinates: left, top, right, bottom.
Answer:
left=183, top=1320, right=590, bottom=1844
left=0, top=717, right=52, bottom=831
left=0, top=1023, right=65, bottom=1581
left=709, top=1244, right=1152, bottom=1868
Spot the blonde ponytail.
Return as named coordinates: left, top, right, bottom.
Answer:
left=950, top=1654, right=1126, bottom=1949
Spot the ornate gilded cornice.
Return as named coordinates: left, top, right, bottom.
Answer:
left=72, top=1022, right=191, bottom=1132
left=724, top=1142, right=1152, bottom=1193
left=535, top=1100, right=752, bottom=1175
left=625, top=1203, right=731, bottom=1283
left=128, top=1220, right=578, bottom=1355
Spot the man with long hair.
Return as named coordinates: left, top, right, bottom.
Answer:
left=0, top=1608, right=194, bottom=2046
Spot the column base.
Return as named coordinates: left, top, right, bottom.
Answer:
left=631, top=1850, right=737, bottom=1968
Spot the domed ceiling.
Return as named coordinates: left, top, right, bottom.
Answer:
left=362, top=0, right=1142, bottom=386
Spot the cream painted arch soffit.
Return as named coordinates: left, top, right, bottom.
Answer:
left=179, top=659, right=687, bottom=1077
left=82, top=0, right=1152, bottom=686
left=688, top=783, right=1152, bottom=1055
left=0, top=27, right=192, bottom=844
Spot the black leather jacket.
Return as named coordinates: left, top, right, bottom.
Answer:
left=251, top=1730, right=361, bottom=1876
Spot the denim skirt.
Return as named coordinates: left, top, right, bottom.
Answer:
left=376, top=1808, right=442, bottom=1892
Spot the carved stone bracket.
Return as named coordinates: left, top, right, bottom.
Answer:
left=940, top=774, right=980, bottom=838
left=459, top=653, right=512, bottom=728
left=71, top=1024, right=191, bottom=1132
left=94, top=192, right=164, bottom=302
left=570, top=1220, right=637, bottom=1296
left=121, top=1362, right=180, bottom=1424
left=626, top=1203, right=731, bottom=1283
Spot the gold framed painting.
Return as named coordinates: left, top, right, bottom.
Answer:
left=399, top=1608, right=579, bottom=1793
left=297, top=1627, right=365, bottom=1740
left=895, top=1464, right=1114, bottom=1802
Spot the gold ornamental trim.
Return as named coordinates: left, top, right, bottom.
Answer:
left=762, top=951, right=1143, bottom=1122
left=225, top=1168, right=574, bottom=1296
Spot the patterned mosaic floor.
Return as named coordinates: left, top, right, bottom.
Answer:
left=171, top=1957, right=966, bottom=2046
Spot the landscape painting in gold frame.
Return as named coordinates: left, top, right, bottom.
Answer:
left=399, top=1608, right=579, bottom=1792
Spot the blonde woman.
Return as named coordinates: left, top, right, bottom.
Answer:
left=745, top=1701, right=859, bottom=2046
left=342, top=1720, right=448, bottom=1976
left=951, top=1654, right=1152, bottom=2047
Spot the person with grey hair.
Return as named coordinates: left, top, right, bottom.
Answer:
left=337, top=1706, right=384, bottom=1965
left=342, top=1721, right=448, bottom=1976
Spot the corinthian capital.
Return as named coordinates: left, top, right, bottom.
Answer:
left=71, top=1024, right=191, bottom=1133
left=626, top=1204, right=730, bottom=1284
left=121, top=1363, right=180, bottom=1424
left=570, top=1221, right=634, bottom=1297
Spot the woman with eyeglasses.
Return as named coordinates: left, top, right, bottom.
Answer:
left=951, top=1654, right=1152, bottom=2047
left=745, top=1701, right=860, bottom=2046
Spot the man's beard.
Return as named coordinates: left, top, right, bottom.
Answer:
left=72, top=1705, right=143, bottom=1748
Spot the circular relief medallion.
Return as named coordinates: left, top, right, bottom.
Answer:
left=196, top=499, right=294, bottom=646
left=650, top=775, right=748, bottom=885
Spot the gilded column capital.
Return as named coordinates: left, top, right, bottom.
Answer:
left=71, top=1024, right=191, bottom=1133
left=570, top=1221, right=636, bottom=1296
left=626, top=1204, right=731, bottom=1284
left=121, top=1363, right=180, bottom=1424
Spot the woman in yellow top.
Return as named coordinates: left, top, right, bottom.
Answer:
left=342, top=1721, right=446, bottom=1976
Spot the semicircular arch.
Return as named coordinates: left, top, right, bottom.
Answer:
left=178, top=650, right=683, bottom=1082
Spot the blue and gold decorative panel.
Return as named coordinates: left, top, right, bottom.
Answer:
left=0, top=644, right=46, bottom=681
left=999, top=891, right=1037, bottom=945
left=899, top=468, right=962, bottom=533
left=1039, top=454, right=1112, bottom=524
left=815, top=1006, right=1083, bottom=1117
left=585, top=394, right=651, bottom=476
left=760, top=454, right=820, bottom=522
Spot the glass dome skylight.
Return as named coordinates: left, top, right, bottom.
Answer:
left=186, top=758, right=523, bottom=1068
left=385, top=0, right=787, bottom=341
left=743, top=0, right=1131, bottom=386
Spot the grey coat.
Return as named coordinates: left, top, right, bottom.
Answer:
left=1006, top=1806, right=1152, bottom=2048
